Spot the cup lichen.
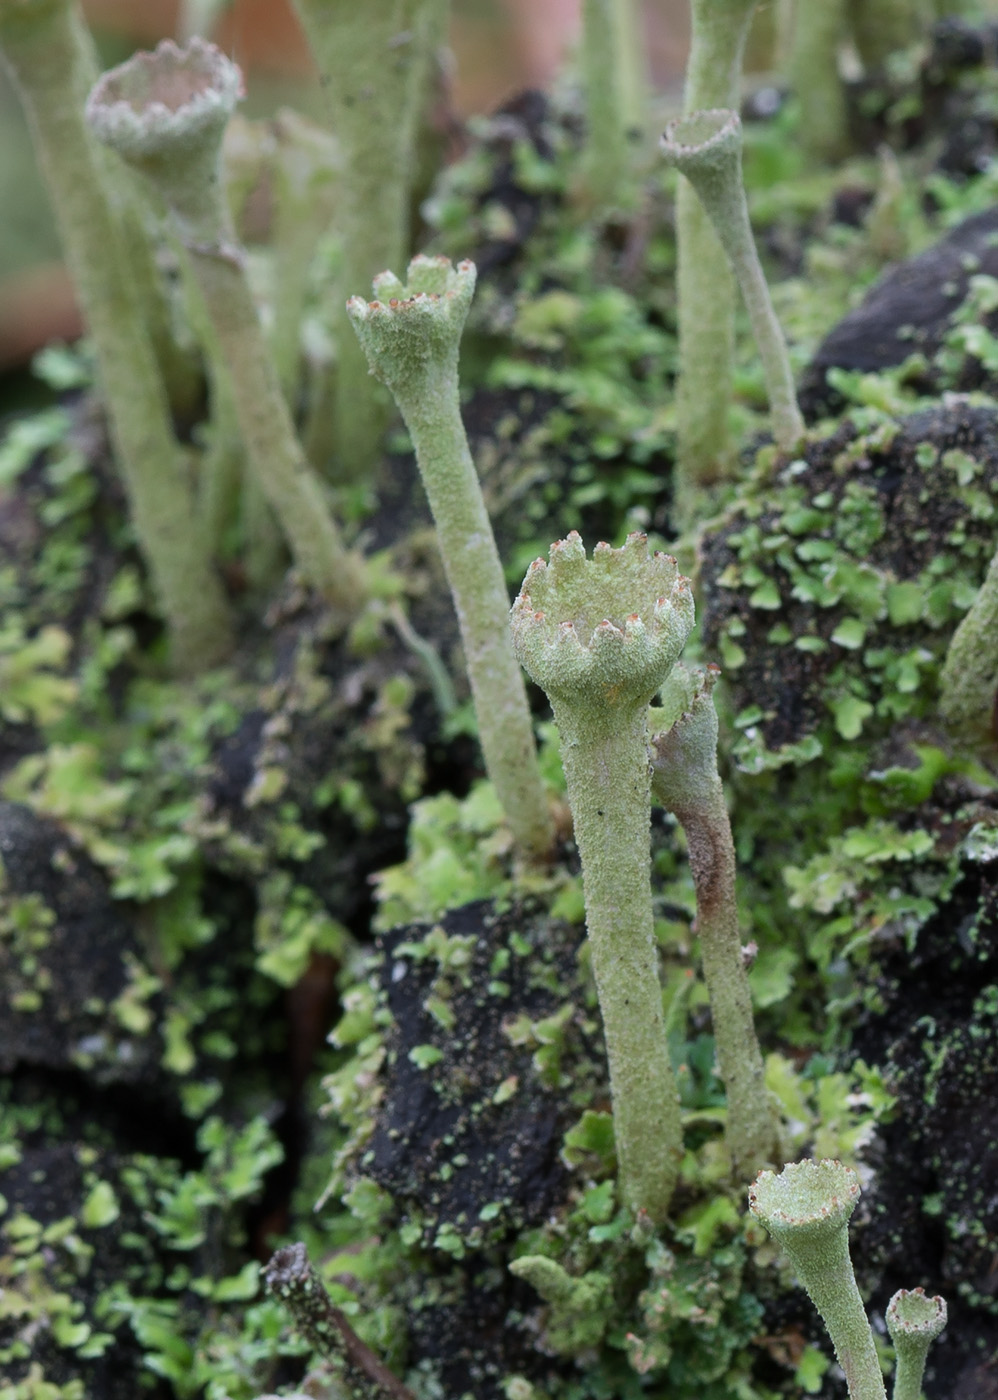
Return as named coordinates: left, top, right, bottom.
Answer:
left=749, top=1159, right=886, bottom=1400
left=348, top=255, right=554, bottom=863
left=87, top=38, right=366, bottom=619
left=672, top=0, right=758, bottom=517
left=511, top=531, right=694, bottom=1222
left=661, top=108, right=804, bottom=455
left=651, top=664, right=780, bottom=1179
left=0, top=0, right=234, bottom=673
left=886, top=1287, right=947, bottom=1400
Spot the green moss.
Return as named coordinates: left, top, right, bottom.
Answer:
left=0, top=873, right=56, bottom=1012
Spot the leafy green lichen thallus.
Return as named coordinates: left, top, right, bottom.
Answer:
left=886, top=1288, right=947, bottom=1400
left=86, top=38, right=364, bottom=619
left=348, top=255, right=554, bottom=863
left=650, top=664, right=780, bottom=1180
left=510, top=531, right=695, bottom=1224
left=660, top=108, right=804, bottom=455
left=749, top=1159, right=887, bottom=1400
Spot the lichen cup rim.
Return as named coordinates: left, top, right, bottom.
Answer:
left=510, top=531, right=695, bottom=704
left=514, top=530, right=690, bottom=637
left=346, top=256, right=476, bottom=329
left=85, top=36, right=242, bottom=161
left=660, top=107, right=741, bottom=163
left=886, top=1287, right=948, bottom=1341
left=749, top=1158, right=861, bottom=1238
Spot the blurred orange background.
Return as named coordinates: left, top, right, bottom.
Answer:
left=0, top=0, right=695, bottom=374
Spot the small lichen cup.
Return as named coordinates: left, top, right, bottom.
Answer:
left=886, top=1287, right=947, bottom=1400
left=511, top=531, right=694, bottom=1222
left=661, top=107, right=804, bottom=455
left=0, top=4, right=234, bottom=673
left=87, top=38, right=364, bottom=616
left=349, top=255, right=553, bottom=863
left=749, top=1160, right=887, bottom=1400
left=86, top=37, right=242, bottom=244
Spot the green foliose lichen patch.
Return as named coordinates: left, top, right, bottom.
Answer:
left=692, top=401, right=998, bottom=1036
left=0, top=1086, right=303, bottom=1400
left=701, top=402, right=998, bottom=757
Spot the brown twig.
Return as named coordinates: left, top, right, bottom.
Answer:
left=264, top=1242, right=416, bottom=1400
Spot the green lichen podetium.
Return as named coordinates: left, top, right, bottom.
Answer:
left=508, top=1254, right=611, bottom=1353
left=290, top=0, right=446, bottom=482
left=789, top=0, right=850, bottom=163
left=847, top=0, right=928, bottom=72
left=348, top=256, right=554, bottom=863
left=511, top=531, right=695, bottom=1223
left=749, top=1159, right=887, bottom=1400
left=650, top=664, right=780, bottom=1180
left=673, top=0, right=758, bottom=521
left=0, top=0, right=233, bottom=674
left=579, top=0, right=643, bottom=212
left=86, top=38, right=366, bottom=621
left=661, top=109, right=804, bottom=457
left=939, top=545, right=998, bottom=747
left=886, top=1287, right=947, bottom=1400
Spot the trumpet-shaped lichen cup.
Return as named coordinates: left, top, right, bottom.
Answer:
left=88, top=38, right=364, bottom=616
left=750, top=1160, right=886, bottom=1400
left=661, top=107, right=804, bottom=455
left=511, top=531, right=694, bottom=1221
left=886, top=1287, right=947, bottom=1400
left=349, top=255, right=553, bottom=863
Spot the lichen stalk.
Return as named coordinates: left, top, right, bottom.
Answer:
left=650, top=665, right=779, bottom=1178
left=674, top=0, right=758, bottom=518
left=267, top=108, right=341, bottom=406
left=559, top=703, right=680, bottom=1220
left=847, top=0, right=928, bottom=72
left=1, top=0, right=199, bottom=415
left=511, top=532, right=695, bottom=1221
left=0, top=0, right=233, bottom=673
left=750, top=1160, right=888, bottom=1400
left=580, top=0, right=641, bottom=210
left=348, top=256, right=553, bottom=862
left=886, top=1288, right=947, bottom=1400
left=264, top=1242, right=416, bottom=1400
left=290, top=0, right=446, bottom=480
left=789, top=0, right=850, bottom=163
left=938, top=545, right=998, bottom=746
left=661, top=109, right=804, bottom=454
left=86, top=39, right=366, bottom=618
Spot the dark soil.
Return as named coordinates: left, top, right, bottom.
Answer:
left=852, top=816, right=998, bottom=1400
left=367, top=900, right=601, bottom=1234
left=347, top=897, right=609, bottom=1400
left=0, top=801, right=163, bottom=1085
left=798, top=209, right=998, bottom=420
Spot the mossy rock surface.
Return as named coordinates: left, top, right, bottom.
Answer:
left=700, top=402, right=998, bottom=754
left=364, top=898, right=603, bottom=1238
left=0, top=1127, right=169, bottom=1400
left=799, top=209, right=998, bottom=419
left=0, top=801, right=162, bottom=1085
left=853, top=818, right=998, bottom=1400
left=328, top=896, right=617, bottom=1399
